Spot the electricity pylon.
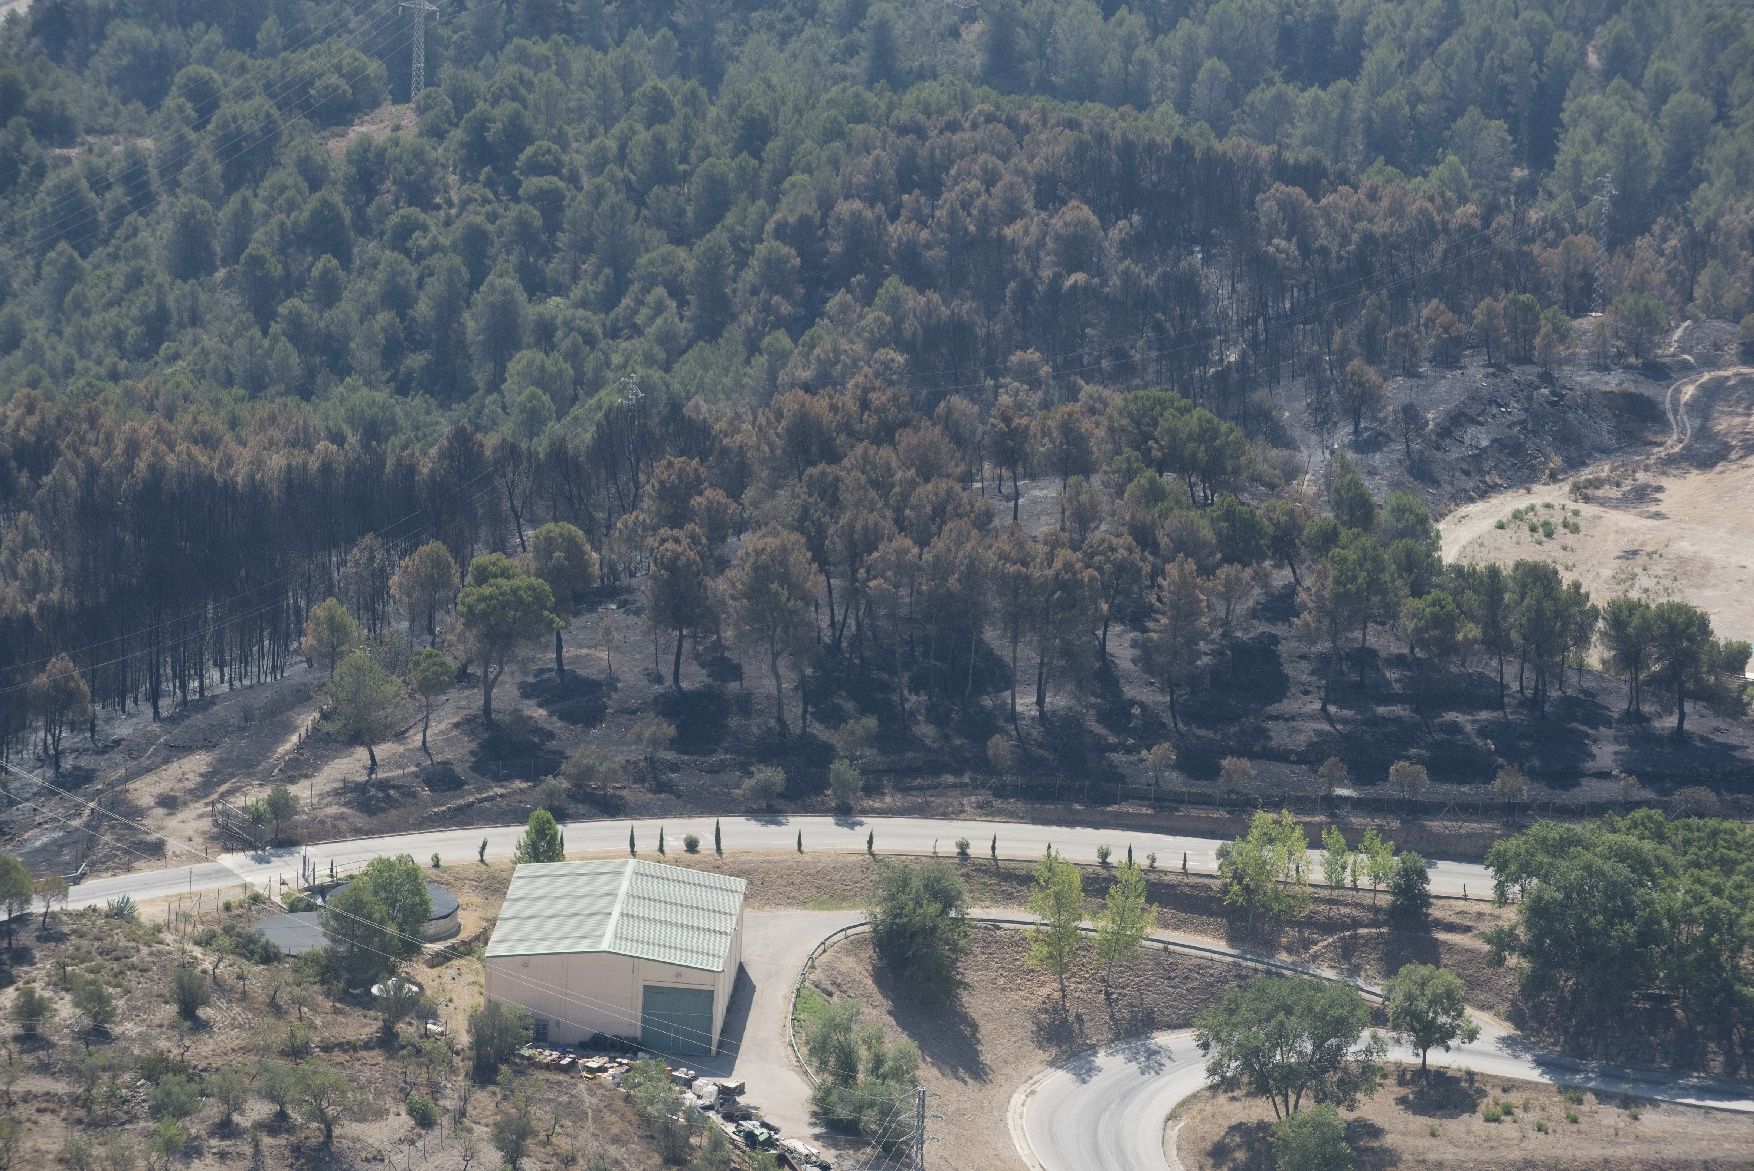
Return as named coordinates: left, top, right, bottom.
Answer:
left=400, top=0, right=439, bottom=99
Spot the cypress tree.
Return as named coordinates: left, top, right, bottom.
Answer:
left=714, top=819, right=722, bottom=855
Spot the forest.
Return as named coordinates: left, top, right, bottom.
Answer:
left=3, top=0, right=1754, bottom=799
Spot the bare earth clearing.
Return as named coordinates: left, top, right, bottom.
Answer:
left=1175, top=1074, right=1754, bottom=1170
left=1443, top=366, right=1754, bottom=649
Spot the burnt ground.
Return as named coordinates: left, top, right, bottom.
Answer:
left=1333, top=326, right=1736, bottom=514
left=9, top=330, right=1754, bottom=881
left=13, top=526, right=1754, bottom=883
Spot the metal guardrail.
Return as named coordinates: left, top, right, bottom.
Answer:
left=784, top=914, right=1393, bottom=1088
left=786, top=920, right=871, bottom=1087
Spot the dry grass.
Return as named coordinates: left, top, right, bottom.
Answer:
left=808, top=929, right=1255, bottom=1170
left=0, top=905, right=668, bottom=1170
left=1176, top=1071, right=1754, bottom=1170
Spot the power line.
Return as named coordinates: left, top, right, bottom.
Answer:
left=0, top=472, right=500, bottom=696
left=400, top=0, right=440, bottom=98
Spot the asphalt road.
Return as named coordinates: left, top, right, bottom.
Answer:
left=702, top=909, right=861, bottom=1137
left=1011, top=1022, right=1754, bottom=1171
left=65, top=813, right=1496, bottom=908
left=60, top=822, right=1753, bottom=1171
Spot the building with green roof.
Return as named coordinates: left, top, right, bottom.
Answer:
left=483, top=857, right=746, bottom=1056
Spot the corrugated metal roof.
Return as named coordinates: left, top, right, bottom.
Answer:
left=485, top=858, right=746, bottom=971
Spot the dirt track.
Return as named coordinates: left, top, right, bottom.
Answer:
left=1442, top=366, right=1754, bottom=648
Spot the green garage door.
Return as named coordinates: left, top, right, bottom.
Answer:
left=641, top=985, right=715, bottom=1056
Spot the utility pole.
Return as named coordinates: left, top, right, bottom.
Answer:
left=400, top=0, right=439, bottom=99
left=913, top=1086, right=926, bottom=1169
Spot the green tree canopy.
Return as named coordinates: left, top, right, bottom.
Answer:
left=1270, top=1103, right=1352, bottom=1171
left=353, top=853, right=432, bottom=956
left=455, top=556, right=557, bottom=724
left=319, top=881, right=397, bottom=989
left=407, top=646, right=454, bottom=763
left=322, top=648, right=410, bottom=775
left=302, top=597, right=362, bottom=675
left=1195, top=975, right=1383, bottom=1120
left=529, top=521, right=599, bottom=678
left=1484, top=811, right=1751, bottom=1037
left=1219, top=810, right=1311, bottom=933
left=1025, top=848, right=1084, bottom=1004
left=513, top=808, right=565, bottom=864
left=867, top=860, right=970, bottom=1000
left=1384, top=963, right=1479, bottom=1079
left=1095, top=858, right=1152, bottom=986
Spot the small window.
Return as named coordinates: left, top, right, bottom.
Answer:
left=531, top=1017, right=549, bottom=1043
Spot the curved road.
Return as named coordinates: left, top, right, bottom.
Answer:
left=64, top=813, right=1495, bottom=909
left=1012, top=1021, right=1754, bottom=1171
left=59, top=817, right=1754, bottom=1170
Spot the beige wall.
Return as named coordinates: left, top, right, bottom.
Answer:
left=711, top=913, right=743, bottom=1046
left=485, top=929, right=742, bottom=1054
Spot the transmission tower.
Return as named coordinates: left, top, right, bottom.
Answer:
left=1592, top=171, right=1615, bottom=314
left=401, top=0, right=439, bottom=99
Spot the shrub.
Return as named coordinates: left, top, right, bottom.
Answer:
left=1481, top=1102, right=1505, bottom=1122
left=208, top=1067, right=249, bottom=1126
left=1565, top=1108, right=1580, bottom=1124
left=149, top=1119, right=189, bottom=1162
left=683, top=833, right=701, bottom=854
left=431, top=852, right=441, bottom=869
left=986, top=733, right=1020, bottom=776
left=170, top=968, right=210, bottom=1022
left=1146, top=852, right=1157, bottom=870
left=1095, top=845, right=1112, bottom=866
left=536, top=774, right=570, bottom=812
left=72, top=979, right=116, bottom=1035
left=148, top=1073, right=202, bottom=1120
left=804, top=1000, right=921, bottom=1153
left=406, top=1094, right=439, bottom=1128
left=10, top=984, right=52, bottom=1037
left=954, top=838, right=970, bottom=860
left=222, top=924, right=282, bottom=965
left=828, top=757, right=863, bottom=811
left=469, top=1000, right=532, bottom=1079
left=1561, top=1087, right=1584, bottom=1105
left=1535, top=1119, right=1549, bottom=1133
left=105, top=895, right=138, bottom=922
left=741, top=766, right=786, bottom=807
left=1269, top=1102, right=1351, bottom=1171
